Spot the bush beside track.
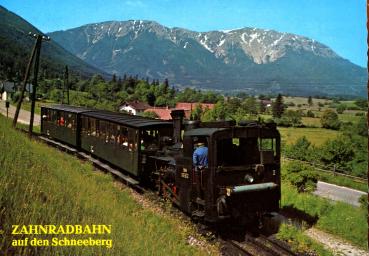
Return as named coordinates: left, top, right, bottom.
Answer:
left=0, top=115, right=210, bottom=255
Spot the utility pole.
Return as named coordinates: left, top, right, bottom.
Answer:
left=63, top=65, right=69, bottom=105
left=12, top=32, right=50, bottom=135
left=12, top=33, right=39, bottom=128
left=28, top=34, right=50, bottom=137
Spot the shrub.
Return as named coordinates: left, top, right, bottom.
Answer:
left=359, top=195, right=368, bottom=210
left=141, top=111, right=159, bottom=119
left=320, top=109, right=341, bottom=130
left=355, top=112, right=365, bottom=116
left=285, top=136, right=312, bottom=161
left=355, top=117, right=368, bottom=137
left=306, top=110, right=315, bottom=118
left=283, top=162, right=318, bottom=192
left=336, top=104, right=346, bottom=114
left=11, top=91, right=21, bottom=103
left=319, top=136, right=355, bottom=171
left=276, top=110, right=303, bottom=127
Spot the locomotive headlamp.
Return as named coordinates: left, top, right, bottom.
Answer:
left=244, top=174, right=254, bottom=183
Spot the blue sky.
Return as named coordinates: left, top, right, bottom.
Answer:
left=1, top=0, right=367, bottom=67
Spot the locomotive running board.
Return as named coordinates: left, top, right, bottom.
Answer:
left=38, top=136, right=139, bottom=187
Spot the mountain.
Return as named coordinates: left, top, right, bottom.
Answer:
left=0, top=6, right=107, bottom=80
left=49, top=20, right=366, bottom=97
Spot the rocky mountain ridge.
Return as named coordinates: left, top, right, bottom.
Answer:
left=49, top=20, right=366, bottom=97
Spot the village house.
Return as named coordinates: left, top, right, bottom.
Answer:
left=118, top=101, right=150, bottom=115
left=144, top=106, right=172, bottom=120
left=175, top=102, right=215, bottom=119
left=0, top=81, right=16, bottom=101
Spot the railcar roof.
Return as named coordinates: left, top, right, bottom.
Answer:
left=42, top=104, right=93, bottom=113
left=184, top=128, right=227, bottom=137
left=83, top=110, right=172, bottom=128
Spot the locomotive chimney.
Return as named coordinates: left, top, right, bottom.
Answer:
left=170, top=109, right=185, bottom=144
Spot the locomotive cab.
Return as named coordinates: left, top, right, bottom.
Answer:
left=175, top=122, right=281, bottom=223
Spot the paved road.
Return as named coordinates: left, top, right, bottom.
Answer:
left=313, top=181, right=367, bottom=207
left=0, top=100, right=40, bottom=125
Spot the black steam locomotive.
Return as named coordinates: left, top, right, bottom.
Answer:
left=41, top=105, right=281, bottom=223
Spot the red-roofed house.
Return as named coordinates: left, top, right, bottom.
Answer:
left=119, top=101, right=150, bottom=115
left=144, top=107, right=172, bottom=120
left=175, top=102, right=215, bottom=119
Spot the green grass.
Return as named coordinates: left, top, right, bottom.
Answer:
left=11, top=100, right=53, bottom=116
left=276, top=223, right=333, bottom=256
left=0, top=116, right=211, bottom=255
left=281, top=181, right=367, bottom=249
left=301, top=117, right=321, bottom=127
left=315, top=171, right=367, bottom=192
left=338, top=113, right=362, bottom=124
left=279, top=127, right=340, bottom=146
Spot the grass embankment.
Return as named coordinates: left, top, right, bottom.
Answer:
left=280, top=179, right=367, bottom=250
left=277, top=223, right=333, bottom=256
left=0, top=116, right=210, bottom=255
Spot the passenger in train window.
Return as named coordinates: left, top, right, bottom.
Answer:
left=59, top=116, right=65, bottom=126
left=122, top=137, right=128, bottom=147
left=110, top=134, right=116, bottom=144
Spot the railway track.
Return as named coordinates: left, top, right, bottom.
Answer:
left=222, top=233, right=298, bottom=256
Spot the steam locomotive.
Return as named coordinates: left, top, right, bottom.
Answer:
left=41, top=105, right=281, bottom=223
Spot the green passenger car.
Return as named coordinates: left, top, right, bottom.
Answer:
left=41, top=105, right=92, bottom=147
left=80, top=111, right=172, bottom=177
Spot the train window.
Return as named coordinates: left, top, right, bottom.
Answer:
left=109, top=123, right=117, bottom=144
left=99, top=120, right=105, bottom=141
left=57, top=112, right=66, bottom=127
left=65, top=113, right=75, bottom=130
left=141, top=129, right=161, bottom=150
left=52, top=110, right=55, bottom=122
left=89, top=118, right=97, bottom=136
left=259, top=138, right=276, bottom=153
left=82, top=117, right=87, bottom=135
left=120, top=127, right=129, bottom=148
left=217, top=137, right=260, bottom=166
left=128, top=128, right=137, bottom=151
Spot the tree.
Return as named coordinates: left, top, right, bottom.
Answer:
left=354, top=99, right=367, bottom=109
left=320, top=109, right=340, bottom=130
left=356, top=116, right=368, bottom=137
left=111, top=74, right=117, bottom=83
left=141, top=111, right=159, bottom=119
left=163, top=78, right=169, bottom=94
left=285, top=136, right=312, bottom=161
left=307, top=96, right=313, bottom=107
left=284, top=162, right=317, bottom=192
left=336, top=104, right=346, bottom=114
left=191, top=104, right=203, bottom=120
left=146, top=92, right=156, bottom=106
left=242, top=97, right=258, bottom=115
left=306, top=110, right=315, bottom=118
left=272, top=94, right=284, bottom=118
left=278, top=110, right=302, bottom=127
left=320, top=136, right=355, bottom=170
